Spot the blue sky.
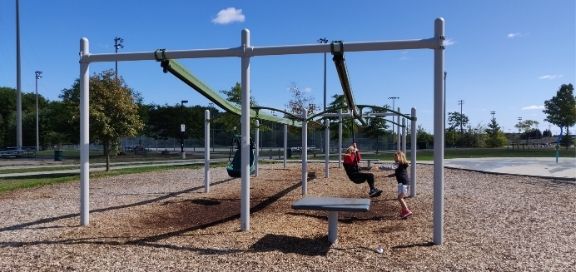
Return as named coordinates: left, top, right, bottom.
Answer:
left=0, top=0, right=574, bottom=134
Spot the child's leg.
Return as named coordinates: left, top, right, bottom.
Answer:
left=397, top=184, right=409, bottom=210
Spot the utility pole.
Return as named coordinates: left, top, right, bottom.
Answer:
left=35, top=71, right=43, bottom=152
left=16, top=0, right=22, bottom=150
left=318, top=38, right=328, bottom=112
left=114, top=36, right=124, bottom=80
left=458, top=99, right=464, bottom=134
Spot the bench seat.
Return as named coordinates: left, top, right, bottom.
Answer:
left=292, top=196, right=371, bottom=243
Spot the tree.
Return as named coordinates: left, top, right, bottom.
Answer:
left=543, top=83, right=576, bottom=136
left=484, top=117, right=507, bottom=147
left=447, top=112, right=469, bottom=133
left=363, top=106, right=390, bottom=153
left=286, top=83, right=315, bottom=116
left=61, top=70, right=143, bottom=171
left=215, top=82, right=257, bottom=134
left=416, top=125, right=433, bottom=149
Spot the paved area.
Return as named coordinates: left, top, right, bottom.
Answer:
left=442, top=157, right=575, bottom=180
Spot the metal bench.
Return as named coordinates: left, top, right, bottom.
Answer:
left=292, top=196, right=371, bottom=243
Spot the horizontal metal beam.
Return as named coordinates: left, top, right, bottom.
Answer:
left=81, top=37, right=440, bottom=63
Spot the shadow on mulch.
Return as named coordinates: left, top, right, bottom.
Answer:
left=250, top=234, right=331, bottom=256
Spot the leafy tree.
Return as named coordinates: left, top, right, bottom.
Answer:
left=416, top=125, right=433, bottom=149
left=363, top=106, right=390, bottom=153
left=542, top=129, right=552, bottom=138
left=543, top=83, right=576, bottom=137
left=484, top=116, right=507, bottom=147
left=0, top=87, right=17, bottom=147
left=515, top=120, right=539, bottom=134
left=286, top=83, right=315, bottom=116
left=60, top=70, right=143, bottom=171
left=447, top=112, right=469, bottom=133
left=215, top=82, right=257, bottom=134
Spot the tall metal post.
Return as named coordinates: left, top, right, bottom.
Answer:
left=80, top=38, right=90, bottom=226
left=240, top=29, right=251, bottom=231
left=458, top=99, right=464, bottom=134
left=180, top=100, right=188, bottom=159
left=396, top=107, right=401, bottom=151
left=338, top=109, right=343, bottom=168
left=283, top=124, right=288, bottom=168
left=16, top=0, right=22, bottom=150
left=35, top=71, right=43, bottom=152
left=402, top=118, right=407, bottom=153
left=318, top=38, right=328, bottom=112
left=324, top=118, right=330, bottom=178
left=410, top=108, right=417, bottom=197
left=433, top=18, right=446, bottom=245
left=255, top=120, right=260, bottom=176
left=204, top=109, right=211, bottom=192
left=114, top=37, right=124, bottom=80
left=301, top=110, right=308, bottom=195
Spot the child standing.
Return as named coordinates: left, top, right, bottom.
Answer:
left=386, top=151, right=413, bottom=219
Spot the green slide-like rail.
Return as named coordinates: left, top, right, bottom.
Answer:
left=159, top=59, right=301, bottom=127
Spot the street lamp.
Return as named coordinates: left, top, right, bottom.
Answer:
left=180, top=100, right=188, bottom=159
left=16, top=0, right=22, bottom=150
left=388, top=96, right=399, bottom=138
left=318, top=38, right=328, bottom=112
left=35, top=71, right=42, bottom=152
left=114, top=36, right=124, bottom=80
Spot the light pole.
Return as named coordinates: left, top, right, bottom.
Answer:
left=35, top=71, right=43, bottom=152
left=388, top=96, right=399, bottom=140
left=114, top=36, right=124, bottom=80
left=16, top=0, right=22, bottom=150
left=180, top=100, right=188, bottom=159
left=458, top=99, right=464, bottom=133
left=318, top=38, right=328, bottom=112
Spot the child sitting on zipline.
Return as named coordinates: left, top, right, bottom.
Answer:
left=342, top=143, right=382, bottom=197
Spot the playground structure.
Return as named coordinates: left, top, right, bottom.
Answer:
left=78, top=18, right=445, bottom=244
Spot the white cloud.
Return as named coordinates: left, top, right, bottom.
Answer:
left=522, top=105, right=545, bottom=110
left=303, top=87, right=312, bottom=93
left=444, top=38, right=455, bottom=46
left=212, top=7, right=245, bottom=25
left=538, top=74, right=564, bottom=80
left=507, top=32, right=524, bottom=39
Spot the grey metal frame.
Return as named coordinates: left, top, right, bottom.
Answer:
left=78, top=18, right=445, bottom=245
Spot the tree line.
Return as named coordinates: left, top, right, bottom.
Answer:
left=1, top=71, right=574, bottom=156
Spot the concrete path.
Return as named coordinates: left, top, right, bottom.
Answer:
left=442, top=157, right=575, bottom=180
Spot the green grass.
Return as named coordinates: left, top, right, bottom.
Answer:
left=0, top=163, right=222, bottom=194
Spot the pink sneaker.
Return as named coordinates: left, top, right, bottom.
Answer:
left=400, top=209, right=413, bottom=219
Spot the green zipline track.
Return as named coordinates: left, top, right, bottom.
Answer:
left=159, top=59, right=301, bottom=127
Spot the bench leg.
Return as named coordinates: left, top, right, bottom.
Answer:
left=328, top=211, right=338, bottom=243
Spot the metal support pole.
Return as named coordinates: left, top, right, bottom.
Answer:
left=204, top=110, right=211, bottom=192
left=80, top=38, right=90, bottom=226
left=35, top=71, right=42, bottom=152
left=338, top=109, right=343, bottom=168
left=301, top=110, right=308, bottom=196
left=410, top=108, right=417, bottom=197
left=324, top=119, right=330, bottom=178
left=402, top=118, right=407, bottom=153
left=397, top=107, right=401, bottom=151
left=255, top=120, right=260, bottom=176
left=240, top=29, right=251, bottom=231
left=283, top=124, right=288, bottom=168
left=16, top=0, right=22, bottom=150
left=433, top=18, right=446, bottom=245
